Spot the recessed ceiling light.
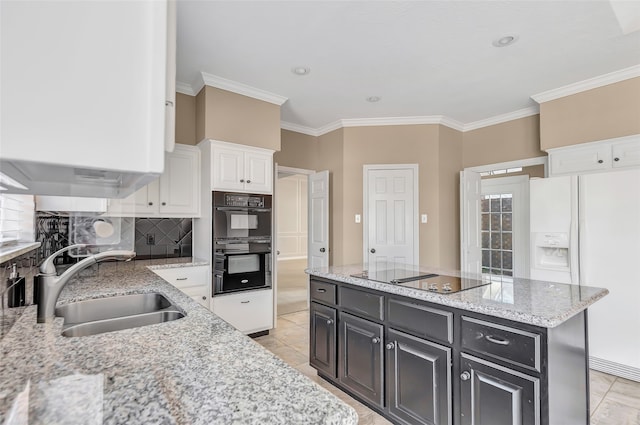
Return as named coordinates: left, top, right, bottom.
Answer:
left=492, top=35, right=519, bottom=47
left=291, top=66, right=310, bottom=76
left=366, top=96, right=381, bottom=103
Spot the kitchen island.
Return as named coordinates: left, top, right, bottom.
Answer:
left=0, top=261, right=357, bottom=424
left=306, top=263, right=609, bottom=425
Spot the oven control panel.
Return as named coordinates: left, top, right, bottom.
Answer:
left=224, top=194, right=264, bottom=208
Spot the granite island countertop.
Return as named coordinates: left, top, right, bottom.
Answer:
left=0, top=261, right=358, bottom=424
left=306, top=264, right=609, bottom=328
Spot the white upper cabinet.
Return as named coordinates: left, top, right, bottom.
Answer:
left=548, top=134, right=640, bottom=176
left=108, top=145, right=201, bottom=217
left=210, top=141, right=273, bottom=194
left=0, top=0, right=175, bottom=198
left=35, top=196, right=108, bottom=213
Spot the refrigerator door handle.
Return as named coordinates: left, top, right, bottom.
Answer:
left=570, top=219, right=580, bottom=285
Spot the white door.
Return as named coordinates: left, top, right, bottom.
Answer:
left=480, top=175, right=530, bottom=278
left=308, top=170, right=329, bottom=268
left=364, top=166, right=417, bottom=267
left=460, top=170, right=482, bottom=276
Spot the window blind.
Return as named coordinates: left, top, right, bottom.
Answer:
left=0, top=194, right=35, bottom=246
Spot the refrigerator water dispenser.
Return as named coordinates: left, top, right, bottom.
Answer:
left=532, top=232, right=570, bottom=271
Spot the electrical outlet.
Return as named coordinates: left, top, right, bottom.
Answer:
left=146, top=233, right=155, bottom=245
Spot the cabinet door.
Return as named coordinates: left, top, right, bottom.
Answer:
left=339, top=312, right=384, bottom=408
left=108, top=179, right=159, bottom=216
left=212, top=145, right=245, bottom=191
left=244, top=150, right=273, bottom=193
left=387, top=329, right=451, bottom=425
left=212, top=289, right=273, bottom=334
left=460, top=353, right=539, bottom=425
left=159, top=146, right=200, bottom=216
left=310, top=302, right=337, bottom=378
left=549, top=145, right=610, bottom=176
left=611, top=138, right=640, bottom=169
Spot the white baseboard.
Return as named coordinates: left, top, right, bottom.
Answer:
left=590, top=356, right=640, bottom=382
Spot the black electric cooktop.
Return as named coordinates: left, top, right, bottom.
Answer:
left=351, top=269, right=491, bottom=294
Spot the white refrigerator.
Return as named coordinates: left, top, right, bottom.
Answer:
left=530, top=168, right=640, bottom=381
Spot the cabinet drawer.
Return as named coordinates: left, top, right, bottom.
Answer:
left=212, top=289, right=273, bottom=334
left=152, top=266, right=209, bottom=289
left=339, top=286, right=384, bottom=321
left=310, top=280, right=337, bottom=305
left=462, top=316, right=541, bottom=371
left=388, top=298, right=453, bottom=343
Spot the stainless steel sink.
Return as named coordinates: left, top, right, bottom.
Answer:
left=61, top=310, right=185, bottom=337
left=56, top=292, right=185, bottom=337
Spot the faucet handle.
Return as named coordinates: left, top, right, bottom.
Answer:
left=39, top=244, right=88, bottom=275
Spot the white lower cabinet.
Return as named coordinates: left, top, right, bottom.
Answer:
left=152, top=265, right=210, bottom=309
left=212, top=289, right=273, bottom=334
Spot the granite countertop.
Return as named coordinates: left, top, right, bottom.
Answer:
left=306, top=264, right=609, bottom=328
left=0, top=261, right=357, bottom=424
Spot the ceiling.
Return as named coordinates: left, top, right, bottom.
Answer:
left=176, top=1, right=640, bottom=133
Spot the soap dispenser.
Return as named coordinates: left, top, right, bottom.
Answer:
left=7, top=263, right=25, bottom=307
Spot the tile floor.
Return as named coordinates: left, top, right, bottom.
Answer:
left=256, top=310, right=640, bottom=425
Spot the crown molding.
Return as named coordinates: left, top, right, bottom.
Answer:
left=531, top=64, right=640, bottom=104
left=280, top=121, right=320, bottom=137
left=463, top=106, right=539, bottom=132
left=316, top=120, right=343, bottom=136
left=200, top=72, right=288, bottom=106
left=175, top=81, right=197, bottom=96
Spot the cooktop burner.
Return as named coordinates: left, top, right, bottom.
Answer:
left=351, top=269, right=491, bottom=294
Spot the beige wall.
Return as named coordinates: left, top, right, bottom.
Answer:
left=462, top=115, right=545, bottom=168
left=438, top=125, right=463, bottom=269
left=195, top=86, right=281, bottom=150
left=175, top=93, right=196, bottom=145
left=340, top=125, right=445, bottom=266
left=275, top=130, right=318, bottom=170
left=540, top=77, right=640, bottom=150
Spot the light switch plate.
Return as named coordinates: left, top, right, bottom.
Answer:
left=355, top=214, right=361, bottom=223
left=421, top=214, right=428, bottom=224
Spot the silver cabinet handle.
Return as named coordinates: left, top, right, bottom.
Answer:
left=148, top=202, right=153, bottom=206
left=461, top=371, right=471, bottom=381
left=246, top=180, right=251, bottom=183
left=371, top=337, right=380, bottom=344
left=326, top=319, right=333, bottom=325
left=320, top=247, right=326, bottom=253
left=202, top=296, right=206, bottom=300
left=485, top=335, right=510, bottom=346
left=614, top=157, right=620, bottom=162
left=240, top=179, right=245, bottom=183
left=240, top=300, right=250, bottom=304
left=386, top=342, right=395, bottom=350
left=176, top=277, right=188, bottom=281
left=370, top=248, right=376, bottom=253
left=161, top=202, right=166, bottom=206
left=598, top=159, right=604, bottom=164
left=316, top=288, right=326, bottom=293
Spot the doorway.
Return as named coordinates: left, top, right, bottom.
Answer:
left=460, top=158, right=546, bottom=278
left=363, top=164, right=419, bottom=266
left=275, top=170, right=309, bottom=315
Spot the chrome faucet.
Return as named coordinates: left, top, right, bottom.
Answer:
left=36, top=244, right=136, bottom=323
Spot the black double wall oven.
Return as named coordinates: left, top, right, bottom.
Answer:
left=212, top=191, right=272, bottom=295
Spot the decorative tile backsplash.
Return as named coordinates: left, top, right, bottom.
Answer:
left=35, top=214, right=192, bottom=262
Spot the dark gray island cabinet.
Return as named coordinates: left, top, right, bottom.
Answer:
left=308, top=275, right=598, bottom=425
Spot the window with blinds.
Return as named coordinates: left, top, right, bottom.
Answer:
left=0, top=194, right=35, bottom=246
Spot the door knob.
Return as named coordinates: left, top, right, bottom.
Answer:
left=320, top=247, right=326, bottom=253
left=370, top=248, right=376, bottom=253
left=460, top=371, right=471, bottom=381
